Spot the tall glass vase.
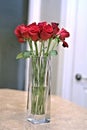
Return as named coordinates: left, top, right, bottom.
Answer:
left=27, top=56, right=51, bottom=124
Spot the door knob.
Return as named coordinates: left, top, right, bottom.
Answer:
left=75, top=74, right=87, bottom=81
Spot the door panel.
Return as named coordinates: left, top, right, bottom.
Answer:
left=0, top=0, right=28, bottom=90
left=72, top=0, right=87, bottom=108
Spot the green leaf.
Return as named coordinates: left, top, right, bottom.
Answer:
left=55, top=37, right=60, bottom=44
left=23, top=50, right=33, bottom=58
left=49, top=50, right=58, bottom=56
left=16, top=52, right=24, bottom=59
left=16, top=51, right=33, bottom=59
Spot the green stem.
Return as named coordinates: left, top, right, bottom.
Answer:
left=42, top=41, right=45, bottom=55
left=28, top=39, right=33, bottom=52
left=49, top=37, right=60, bottom=54
left=31, top=57, right=48, bottom=115
left=40, top=42, right=43, bottom=56
left=46, top=39, right=52, bottom=55
left=34, top=41, right=38, bottom=56
left=31, top=87, right=45, bottom=114
left=51, top=42, right=57, bottom=51
left=40, top=41, right=45, bottom=56
left=51, top=40, right=59, bottom=51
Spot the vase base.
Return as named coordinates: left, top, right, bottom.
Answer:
left=27, top=116, right=50, bottom=124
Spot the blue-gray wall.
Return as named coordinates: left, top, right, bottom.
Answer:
left=0, top=0, right=28, bottom=90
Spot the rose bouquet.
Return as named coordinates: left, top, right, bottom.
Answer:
left=14, top=22, right=70, bottom=59
left=14, top=22, right=70, bottom=124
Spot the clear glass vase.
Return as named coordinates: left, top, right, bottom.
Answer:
left=27, top=56, right=51, bottom=124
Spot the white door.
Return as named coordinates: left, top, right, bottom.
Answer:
left=61, top=0, right=87, bottom=108
left=71, top=0, right=87, bottom=108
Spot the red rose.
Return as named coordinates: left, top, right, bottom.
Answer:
left=51, top=22, right=60, bottom=36
left=40, top=24, right=53, bottom=40
left=14, top=24, right=29, bottom=43
left=17, top=38, right=25, bottom=43
left=57, top=28, right=70, bottom=40
left=27, top=22, right=40, bottom=41
left=38, top=22, right=47, bottom=31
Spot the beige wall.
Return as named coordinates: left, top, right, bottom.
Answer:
left=40, top=0, right=61, bottom=23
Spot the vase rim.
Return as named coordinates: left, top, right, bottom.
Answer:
left=30, top=55, right=51, bottom=58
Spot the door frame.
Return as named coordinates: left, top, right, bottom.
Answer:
left=61, top=0, right=78, bottom=100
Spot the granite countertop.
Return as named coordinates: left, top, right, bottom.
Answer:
left=0, top=89, right=87, bottom=130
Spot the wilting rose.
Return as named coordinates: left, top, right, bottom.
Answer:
left=40, top=24, right=53, bottom=40
left=57, top=28, right=70, bottom=47
left=62, top=41, right=69, bottom=47
left=58, top=28, right=70, bottom=40
left=27, top=22, right=40, bottom=41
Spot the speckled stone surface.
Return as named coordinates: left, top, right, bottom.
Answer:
left=0, top=89, right=87, bottom=130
